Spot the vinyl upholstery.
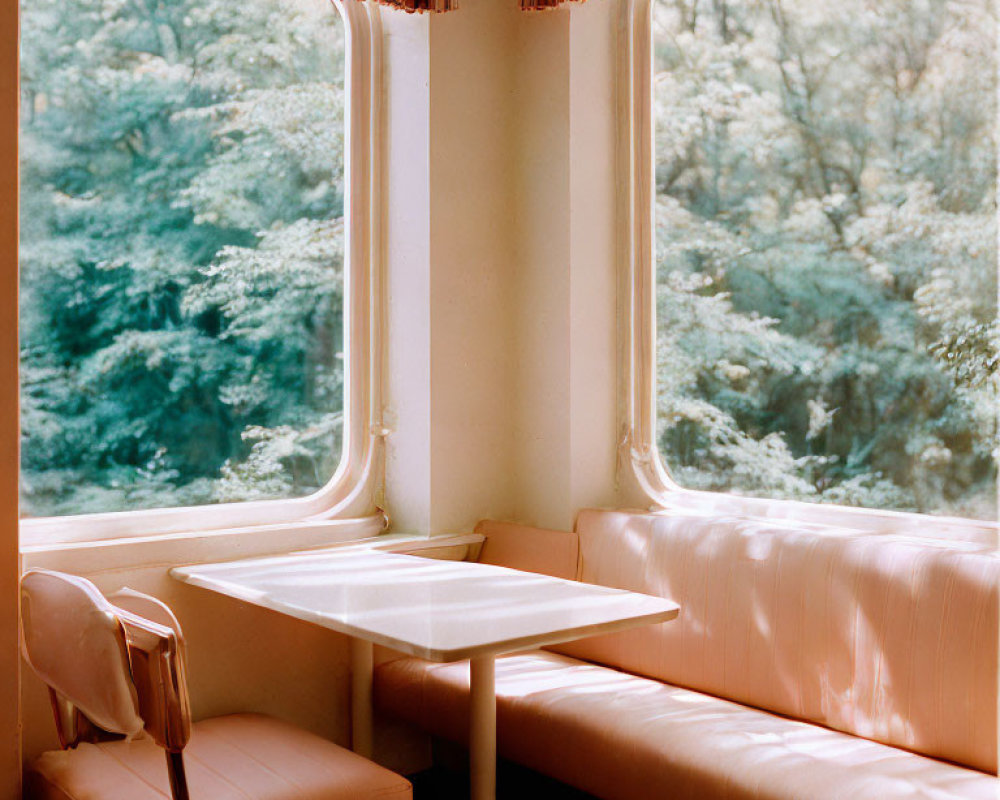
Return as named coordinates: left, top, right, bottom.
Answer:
left=20, top=570, right=145, bottom=739
left=375, top=650, right=996, bottom=800
left=375, top=511, right=999, bottom=800
left=552, top=511, right=999, bottom=773
left=26, top=713, right=413, bottom=800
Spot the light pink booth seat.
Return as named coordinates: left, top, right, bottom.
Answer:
left=377, top=651, right=993, bottom=800
left=375, top=513, right=999, bottom=800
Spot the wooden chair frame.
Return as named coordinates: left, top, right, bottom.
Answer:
left=22, top=570, right=193, bottom=800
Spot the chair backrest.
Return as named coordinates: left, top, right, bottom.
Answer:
left=20, top=570, right=192, bottom=753
left=20, top=569, right=144, bottom=741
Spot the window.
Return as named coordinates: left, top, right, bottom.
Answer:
left=18, top=0, right=381, bottom=532
left=648, top=0, right=997, bottom=520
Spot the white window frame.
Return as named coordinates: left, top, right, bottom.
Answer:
left=20, top=0, right=386, bottom=548
left=617, top=0, right=997, bottom=544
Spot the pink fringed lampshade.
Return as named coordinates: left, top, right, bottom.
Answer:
left=365, top=0, right=582, bottom=12
left=367, top=0, right=456, bottom=12
left=519, top=0, right=584, bottom=9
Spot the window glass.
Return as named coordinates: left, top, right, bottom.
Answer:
left=19, top=0, right=347, bottom=516
left=653, top=0, right=997, bottom=519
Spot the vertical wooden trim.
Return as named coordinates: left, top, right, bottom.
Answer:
left=0, top=0, right=21, bottom=791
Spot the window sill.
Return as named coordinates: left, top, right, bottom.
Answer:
left=21, top=516, right=485, bottom=574
left=19, top=516, right=386, bottom=573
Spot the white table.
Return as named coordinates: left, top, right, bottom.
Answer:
left=171, top=546, right=679, bottom=800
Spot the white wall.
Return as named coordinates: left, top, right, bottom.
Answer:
left=385, top=0, right=619, bottom=536
left=513, top=0, right=619, bottom=530
left=384, top=0, right=522, bottom=535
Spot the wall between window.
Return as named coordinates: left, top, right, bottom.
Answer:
left=382, top=0, right=620, bottom=534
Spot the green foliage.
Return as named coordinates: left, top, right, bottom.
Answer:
left=654, top=0, right=998, bottom=519
left=19, top=0, right=347, bottom=516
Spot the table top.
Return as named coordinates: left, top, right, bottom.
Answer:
left=171, top=547, right=679, bottom=661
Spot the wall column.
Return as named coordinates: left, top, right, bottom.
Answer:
left=383, top=0, right=619, bottom=536
left=512, top=0, right=618, bottom=530
left=384, top=0, right=520, bottom=535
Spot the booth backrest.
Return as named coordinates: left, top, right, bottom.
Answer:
left=551, top=510, right=999, bottom=774
left=475, top=520, right=579, bottom=580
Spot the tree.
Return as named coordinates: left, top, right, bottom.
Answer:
left=19, top=0, right=347, bottom=516
left=653, top=0, right=997, bottom=518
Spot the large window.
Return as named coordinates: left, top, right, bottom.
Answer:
left=19, top=0, right=349, bottom=518
left=651, top=0, right=998, bottom=520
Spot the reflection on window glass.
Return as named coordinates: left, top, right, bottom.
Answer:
left=19, top=0, right=346, bottom=517
left=653, top=0, right=997, bottom=519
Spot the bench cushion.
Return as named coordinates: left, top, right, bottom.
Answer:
left=375, top=650, right=996, bottom=800
left=550, top=510, right=999, bottom=773
left=25, top=713, right=412, bottom=800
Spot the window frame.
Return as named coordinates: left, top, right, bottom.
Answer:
left=19, top=0, right=386, bottom=547
left=618, top=0, right=998, bottom=543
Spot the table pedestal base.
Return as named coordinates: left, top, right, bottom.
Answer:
left=470, top=656, right=496, bottom=800
left=351, top=638, right=374, bottom=758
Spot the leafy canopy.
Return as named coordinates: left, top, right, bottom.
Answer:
left=654, top=0, right=998, bottom=519
left=19, top=0, right=347, bottom=516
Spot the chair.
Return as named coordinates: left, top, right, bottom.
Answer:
left=20, top=568, right=412, bottom=800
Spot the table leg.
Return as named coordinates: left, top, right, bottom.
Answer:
left=469, top=655, right=496, bottom=800
left=350, top=638, right=374, bottom=758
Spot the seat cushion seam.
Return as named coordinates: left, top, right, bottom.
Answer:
left=196, top=722, right=303, bottom=793
left=203, top=716, right=407, bottom=793
left=94, top=743, right=172, bottom=799
left=181, top=744, right=262, bottom=800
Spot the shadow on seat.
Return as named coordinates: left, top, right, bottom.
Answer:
left=19, top=568, right=412, bottom=800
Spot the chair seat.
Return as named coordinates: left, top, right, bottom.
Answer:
left=375, top=650, right=997, bottom=800
left=25, top=713, right=412, bottom=800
